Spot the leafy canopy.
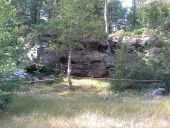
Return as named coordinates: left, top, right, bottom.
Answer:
left=47, top=0, right=105, bottom=50
left=0, top=0, right=23, bottom=76
left=138, top=2, right=170, bottom=31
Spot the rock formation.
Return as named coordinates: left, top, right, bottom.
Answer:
left=27, top=34, right=115, bottom=77
left=27, top=29, right=165, bottom=78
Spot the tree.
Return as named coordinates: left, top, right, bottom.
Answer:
left=138, top=2, right=170, bottom=30
left=108, top=0, right=127, bottom=32
left=47, top=0, right=105, bottom=89
left=126, top=0, right=139, bottom=30
left=41, top=0, right=60, bottom=19
left=132, top=0, right=137, bottom=28
left=104, top=0, right=109, bottom=33
left=0, top=0, right=23, bottom=76
left=11, top=0, right=52, bottom=25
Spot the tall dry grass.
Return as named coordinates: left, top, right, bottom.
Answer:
left=0, top=78, right=170, bottom=128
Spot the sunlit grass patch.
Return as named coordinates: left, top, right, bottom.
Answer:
left=62, top=77, right=109, bottom=88
left=6, top=93, right=170, bottom=117
left=0, top=78, right=170, bottom=128
left=61, top=77, right=111, bottom=95
left=0, top=93, right=170, bottom=128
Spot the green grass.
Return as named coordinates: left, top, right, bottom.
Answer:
left=0, top=78, right=170, bottom=128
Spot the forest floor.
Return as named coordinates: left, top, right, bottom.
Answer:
left=0, top=78, right=170, bottom=128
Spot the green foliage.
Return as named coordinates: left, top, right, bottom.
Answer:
left=111, top=48, right=135, bottom=91
left=126, top=0, right=140, bottom=30
left=151, top=42, right=170, bottom=81
left=109, top=30, right=132, bottom=42
left=108, top=0, right=127, bottom=30
left=31, top=66, right=61, bottom=78
left=0, top=0, right=24, bottom=77
left=129, top=65, right=154, bottom=80
left=0, top=93, right=11, bottom=112
left=11, top=0, right=47, bottom=25
left=133, top=28, right=146, bottom=35
left=110, top=46, right=156, bottom=91
left=110, top=33, right=170, bottom=92
left=0, top=1, right=25, bottom=111
left=47, top=0, right=105, bottom=51
left=0, top=80, right=23, bottom=92
left=114, top=30, right=130, bottom=37
left=138, top=2, right=170, bottom=30
left=127, top=10, right=137, bottom=30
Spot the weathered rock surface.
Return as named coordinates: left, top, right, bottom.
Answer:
left=144, top=88, right=166, bottom=97
left=13, top=71, right=32, bottom=80
left=108, top=33, right=165, bottom=52
left=0, top=71, right=32, bottom=81
left=70, top=51, right=115, bottom=77
left=27, top=34, right=115, bottom=77
left=27, top=31, right=165, bottom=78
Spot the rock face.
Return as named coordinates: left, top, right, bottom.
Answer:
left=26, top=31, right=166, bottom=78
left=71, top=50, right=115, bottom=77
left=27, top=34, right=115, bottom=77
left=108, top=33, right=165, bottom=51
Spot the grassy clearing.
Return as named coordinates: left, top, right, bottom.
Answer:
left=0, top=78, right=170, bottom=128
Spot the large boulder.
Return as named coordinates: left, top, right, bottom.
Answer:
left=12, top=71, right=31, bottom=80
left=0, top=71, right=32, bottom=81
left=70, top=51, right=115, bottom=77
left=144, top=88, right=166, bottom=97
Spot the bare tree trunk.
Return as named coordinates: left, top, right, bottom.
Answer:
left=104, top=0, right=112, bottom=55
left=132, top=0, right=137, bottom=29
left=104, top=0, right=108, bottom=34
left=67, top=49, right=72, bottom=90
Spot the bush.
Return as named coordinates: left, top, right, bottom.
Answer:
left=0, top=80, right=22, bottom=92
left=110, top=47, right=156, bottom=92
left=129, top=66, right=154, bottom=80
left=133, top=28, right=146, bottom=35
left=0, top=93, right=11, bottom=112
left=25, top=64, right=61, bottom=79
left=0, top=79, right=24, bottom=111
left=138, top=2, right=170, bottom=31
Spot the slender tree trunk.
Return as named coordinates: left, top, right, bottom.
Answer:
left=67, top=49, right=72, bottom=90
left=104, top=0, right=108, bottom=34
left=132, top=0, right=137, bottom=29
left=104, top=0, right=112, bottom=55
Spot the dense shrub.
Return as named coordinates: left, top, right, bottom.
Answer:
left=25, top=64, right=61, bottom=78
left=133, top=28, right=146, bottom=35
left=0, top=80, right=22, bottom=92
left=153, top=43, right=170, bottom=82
left=0, top=93, right=11, bottom=112
left=0, top=80, right=24, bottom=111
left=110, top=46, right=159, bottom=92
left=111, top=45, right=170, bottom=92
left=111, top=65, right=155, bottom=92
left=138, top=2, right=170, bottom=31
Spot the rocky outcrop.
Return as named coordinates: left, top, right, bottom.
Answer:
left=27, top=34, right=115, bottom=77
left=71, top=51, right=115, bottom=77
left=108, top=32, right=165, bottom=51
left=0, top=71, right=33, bottom=81
left=26, top=29, right=167, bottom=78
left=144, top=88, right=166, bottom=97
